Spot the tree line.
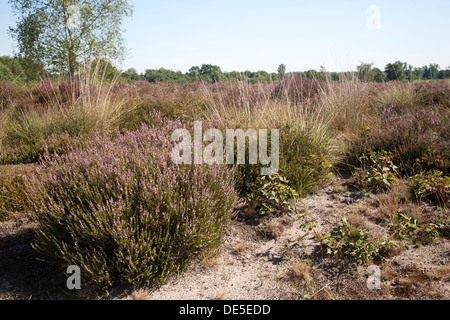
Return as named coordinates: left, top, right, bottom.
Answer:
left=3, top=1, right=449, bottom=86
left=120, top=61, right=450, bottom=84
left=2, top=55, right=449, bottom=85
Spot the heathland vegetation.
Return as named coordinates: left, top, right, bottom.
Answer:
left=1, top=0, right=448, bottom=299
left=1, top=68, right=448, bottom=297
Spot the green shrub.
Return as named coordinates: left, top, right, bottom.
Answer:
left=415, top=149, right=449, bottom=173
left=247, top=174, right=300, bottom=216
left=388, top=213, right=446, bottom=245
left=232, top=123, right=333, bottom=198
left=279, top=124, right=332, bottom=197
left=317, top=218, right=393, bottom=264
left=353, top=150, right=399, bottom=190
left=411, top=170, right=449, bottom=206
left=27, top=115, right=237, bottom=295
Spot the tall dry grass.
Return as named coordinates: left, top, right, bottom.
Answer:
left=0, top=62, right=132, bottom=164
left=198, top=76, right=338, bottom=195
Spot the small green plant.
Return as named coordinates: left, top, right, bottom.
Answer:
left=388, top=213, right=420, bottom=242
left=296, top=212, right=316, bottom=241
left=416, top=149, right=447, bottom=172
left=317, top=218, right=393, bottom=264
left=411, top=170, right=449, bottom=206
left=354, top=150, right=399, bottom=190
left=388, top=213, right=445, bottom=245
left=248, top=174, right=300, bottom=215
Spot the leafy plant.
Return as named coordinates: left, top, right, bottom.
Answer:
left=388, top=213, right=445, bottom=245
left=247, top=174, right=300, bottom=216
left=296, top=212, right=316, bottom=241
left=354, top=150, right=399, bottom=190
left=411, top=170, right=449, bottom=206
left=317, top=218, right=393, bottom=264
left=415, top=149, right=448, bottom=173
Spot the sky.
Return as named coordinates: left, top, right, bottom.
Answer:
left=1, top=0, right=449, bottom=74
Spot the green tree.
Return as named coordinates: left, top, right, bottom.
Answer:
left=121, top=68, right=140, bottom=81
left=278, top=64, right=286, bottom=78
left=319, top=65, right=331, bottom=81
left=305, top=69, right=318, bottom=79
left=0, top=55, right=46, bottom=82
left=437, top=67, right=450, bottom=79
left=199, top=64, right=224, bottom=83
left=422, top=64, right=440, bottom=80
left=8, top=0, right=133, bottom=78
left=90, top=59, right=120, bottom=82
left=385, top=61, right=405, bottom=81
left=188, top=66, right=200, bottom=79
left=145, top=68, right=177, bottom=83
left=403, top=63, right=414, bottom=81
left=255, top=70, right=272, bottom=83
left=372, top=67, right=385, bottom=82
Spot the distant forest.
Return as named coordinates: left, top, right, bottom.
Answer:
left=1, top=55, right=449, bottom=84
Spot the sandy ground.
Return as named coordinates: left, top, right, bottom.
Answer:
left=119, top=181, right=450, bottom=301
left=1, top=178, right=449, bottom=300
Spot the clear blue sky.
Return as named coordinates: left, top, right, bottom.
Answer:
left=1, top=0, right=449, bottom=74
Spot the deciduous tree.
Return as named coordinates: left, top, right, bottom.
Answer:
left=9, top=0, right=133, bottom=78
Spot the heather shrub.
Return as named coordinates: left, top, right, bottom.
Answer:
left=0, top=81, right=14, bottom=110
left=271, top=75, right=327, bottom=105
left=31, top=79, right=79, bottom=106
left=345, top=104, right=449, bottom=175
left=0, top=78, right=129, bottom=164
left=414, top=82, right=450, bottom=108
left=116, top=81, right=205, bottom=130
left=27, top=115, right=237, bottom=295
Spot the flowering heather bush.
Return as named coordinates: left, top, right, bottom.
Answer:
left=414, top=82, right=450, bottom=108
left=346, top=103, right=449, bottom=175
left=0, top=76, right=129, bottom=165
left=31, top=78, right=99, bottom=107
left=271, top=75, right=327, bottom=105
left=27, top=114, right=237, bottom=294
left=113, top=81, right=205, bottom=130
